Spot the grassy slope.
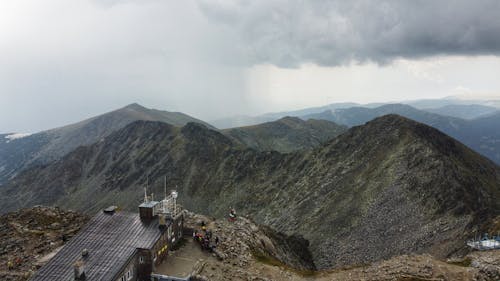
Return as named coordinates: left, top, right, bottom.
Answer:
left=223, top=117, right=347, bottom=152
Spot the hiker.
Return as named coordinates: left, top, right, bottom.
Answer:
left=203, top=237, right=210, bottom=250
left=215, top=236, right=219, bottom=246
left=228, top=207, right=236, bottom=222
left=201, top=221, right=207, bottom=232
left=7, top=260, right=14, bottom=270
left=199, top=236, right=206, bottom=250
left=192, top=230, right=197, bottom=240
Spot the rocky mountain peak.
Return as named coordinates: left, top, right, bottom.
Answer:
left=123, top=102, right=146, bottom=110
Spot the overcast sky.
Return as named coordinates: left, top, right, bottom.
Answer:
left=1, top=0, right=500, bottom=132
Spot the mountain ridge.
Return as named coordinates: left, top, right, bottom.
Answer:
left=1, top=114, right=499, bottom=269
left=222, top=116, right=347, bottom=152
left=424, top=104, right=499, bottom=119
left=0, top=103, right=212, bottom=185
left=304, top=104, right=500, bottom=165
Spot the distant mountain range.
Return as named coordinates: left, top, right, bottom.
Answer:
left=424, top=104, right=498, bottom=119
left=211, top=102, right=362, bottom=128
left=210, top=97, right=500, bottom=129
left=1, top=115, right=499, bottom=270
left=303, top=104, right=466, bottom=129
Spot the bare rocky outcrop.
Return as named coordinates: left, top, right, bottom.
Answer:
left=178, top=211, right=500, bottom=281
left=0, top=207, right=88, bottom=281
left=183, top=211, right=315, bottom=272
left=313, top=251, right=500, bottom=281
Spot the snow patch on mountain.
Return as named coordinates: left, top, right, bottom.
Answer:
left=4, top=133, right=32, bottom=143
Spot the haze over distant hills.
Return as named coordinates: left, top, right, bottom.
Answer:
left=303, top=104, right=466, bottom=129
left=424, top=104, right=499, bottom=119
left=210, top=97, right=500, bottom=129
left=1, top=115, right=498, bottom=270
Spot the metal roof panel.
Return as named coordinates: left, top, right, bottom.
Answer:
left=30, top=211, right=163, bottom=281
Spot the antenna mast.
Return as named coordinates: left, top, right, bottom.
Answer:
left=163, top=176, right=167, bottom=213
left=164, top=176, right=167, bottom=200
left=144, top=174, right=150, bottom=203
left=173, top=185, right=178, bottom=215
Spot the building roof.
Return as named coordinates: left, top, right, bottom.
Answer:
left=139, top=201, right=159, bottom=208
left=30, top=211, right=166, bottom=281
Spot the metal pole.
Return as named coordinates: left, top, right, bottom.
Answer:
left=164, top=176, right=167, bottom=212
left=174, top=185, right=177, bottom=216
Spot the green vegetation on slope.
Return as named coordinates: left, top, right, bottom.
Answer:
left=223, top=116, right=346, bottom=153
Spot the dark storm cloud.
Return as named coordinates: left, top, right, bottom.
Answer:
left=196, top=0, right=500, bottom=67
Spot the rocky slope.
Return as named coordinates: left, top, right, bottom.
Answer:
left=183, top=212, right=500, bottom=281
left=1, top=115, right=499, bottom=270
left=0, top=103, right=211, bottom=185
left=0, top=133, right=50, bottom=185
left=222, top=117, right=346, bottom=153
left=0, top=207, right=88, bottom=281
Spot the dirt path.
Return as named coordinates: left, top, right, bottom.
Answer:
left=154, top=238, right=217, bottom=278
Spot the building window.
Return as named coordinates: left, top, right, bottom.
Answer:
left=127, top=270, right=131, bottom=280
left=139, top=256, right=144, bottom=264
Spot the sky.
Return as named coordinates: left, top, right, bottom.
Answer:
left=1, top=0, right=500, bottom=132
